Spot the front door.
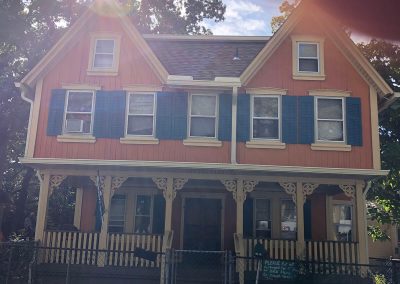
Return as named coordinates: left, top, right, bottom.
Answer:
left=183, top=198, right=222, bottom=251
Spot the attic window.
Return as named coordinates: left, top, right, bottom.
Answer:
left=87, top=34, right=121, bottom=76
left=291, top=35, right=325, bottom=80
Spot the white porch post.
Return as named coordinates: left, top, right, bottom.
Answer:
left=355, top=181, right=369, bottom=265
left=73, top=187, right=83, bottom=230
left=35, top=172, right=50, bottom=242
left=98, top=176, right=112, bottom=251
left=164, top=178, right=174, bottom=232
left=296, top=182, right=305, bottom=259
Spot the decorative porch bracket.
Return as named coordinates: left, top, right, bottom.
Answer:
left=152, top=177, right=189, bottom=201
left=338, top=184, right=355, bottom=198
left=111, top=177, right=128, bottom=198
left=302, top=183, right=320, bottom=202
left=222, top=179, right=259, bottom=203
left=279, top=182, right=297, bottom=204
left=49, top=175, right=67, bottom=196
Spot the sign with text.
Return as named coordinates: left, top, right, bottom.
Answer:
left=262, top=260, right=298, bottom=280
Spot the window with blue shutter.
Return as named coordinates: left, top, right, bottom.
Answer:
left=346, top=97, right=362, bottom=146
left=152, top=194, right=165, bottom=234
left=282, top=96, right=298, bottom=144
left=47, top=89, right=66, bottom=136
left=93, top=90, right=126, bottom=138
left=155, top=92, right=188, bottom=140
left=298, top=96, right=315, bottom=144
left=237, top=94, right=250, bottom=142
left=243, top=197, right=254, bottom=238
left=218, top=93, right=232, bottom=141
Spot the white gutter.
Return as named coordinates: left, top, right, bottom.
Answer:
left=167, top=75, right=241, bottom=89
left=15, top=82, right=34, bottom=157
left=231, top=87, right=238, bottom=164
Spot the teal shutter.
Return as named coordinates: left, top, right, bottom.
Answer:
left=218, top=93, right=232, bottom=141
left=47, top=89, right=66, bottom=136
left=156, top=92, right=173, bottom=139
left=156, top=92, right=188, bottom=140
left=237, top=94, right=250, bottom=142
left=172, top=93, right=188, bottom=140
left=282, top=96, right=298, bottom=144
left=152, top=194, right=165, bottom=234
left=346, top=97, right=362, bottom=146
left=243, top=197, right=254, bottom=238
left=298, top=96, right=315, bottom=144
left=93, top=90, right=126, bottom=138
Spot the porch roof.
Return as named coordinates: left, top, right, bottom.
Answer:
left=20, top=158, right=387, bottom=181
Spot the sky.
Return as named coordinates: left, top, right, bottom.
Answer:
left=204, top=0, right=283, bottom=36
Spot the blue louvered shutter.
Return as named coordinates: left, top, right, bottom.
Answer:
left=346, top=97, right=362, bottom=146
left=298, top=96, right=315, bottom=144
left=172, top=93, right=188, bottom=140
left=243, top=197, right=254, bottom=238
left=218, top=93, right=232, bottom=141
left=47, top=89, right=66, bottom=136
left=152, top=194, right=165, bottom=234
left=282, top=96, right=298, bottom=144
left=237, top=94, right=250, bottom=142
left=107, top=91, right=126, bottom=138
left=156, top=92, right=173, bottom=139
left=93, top=90, right=126, bottom=138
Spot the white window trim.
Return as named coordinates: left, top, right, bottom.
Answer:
left=291, top=35, right=325, bottom=80
left=133, top=193, right=155, bottom=235
left=108, top=194, right=127, bottom=233
left=60, top=90, right=96, bottom=141
left=280, top=198, right=297, bottom=240
left=298, top=42, right=320, bottom=73
left=121, top=92, right=159, bottom=145
left=327, top=198, right=355, bottom=242
left=314, top=96, right=347, bottom=146
left=250, top=95, right=282, bottom=142
left=186, top=93, right=219, bottom=140
left=253, top=198, right=272, bottom=238
left=87, top=33, right=121, bottom=76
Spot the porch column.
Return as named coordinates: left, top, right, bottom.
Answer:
left=99, top=176, right=112, bottom=251
left=296, top=182, right=305, bottom=258
left=152, top=177, right=188, bottom=240
left=355, top=181, right=368, bottom=265
left=35, top=173, right=67, bottom=242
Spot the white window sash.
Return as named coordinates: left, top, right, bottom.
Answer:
left=63, top=90, right=95, bottom=135
left=93, top=39, right=115, bottom=69
left=250, top=95, right=281, bottom=140
left=315, top=97, right=345, bottom=143
left=125, top=93, right=156, bottom=137
left=297, top=42, right=320, bottom=73
left=133, top=194, right=154, bottom=234
left=189, top=94, right=218, bottom=138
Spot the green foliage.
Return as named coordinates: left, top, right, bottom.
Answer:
left=270, top=0, right=299, bottom=34
left=374, top=274, right=387, bottom=284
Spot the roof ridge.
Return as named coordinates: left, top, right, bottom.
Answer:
left=143, top=34, right=270, bottom=42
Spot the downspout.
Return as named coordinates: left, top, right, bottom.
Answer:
left=363, top=181, right=372, bottom=261
left=15, top=82, right=34, bottom=157
left=231, top=86, right=238, bottom=164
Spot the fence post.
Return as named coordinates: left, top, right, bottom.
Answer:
left=228, top=251, right=233, bottom=284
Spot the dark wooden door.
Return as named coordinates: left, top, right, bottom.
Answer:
left=183, top=198, right=222, bottom=251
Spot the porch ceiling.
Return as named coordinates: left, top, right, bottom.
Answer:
left=20, top=158, right=387, bottom=182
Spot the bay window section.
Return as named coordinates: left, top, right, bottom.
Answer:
left=255, top=199, right=272, bottom=238
left=63, top=91, right=94, bottom=134
left=126, top=93, right=155, bottom=136
left=333, top=204, right=353, bottom=241
left=189, top=94, right=217, bottom=138
left=316, top=97, right=345, bottom=142
left=108, top=195, right=126, bottom=233
left=281, top=200, right=297, bottom=239
left=252, top=96, right=280, bottom=140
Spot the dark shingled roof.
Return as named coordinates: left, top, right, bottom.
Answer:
left=144, top=35, right=269, bottom=80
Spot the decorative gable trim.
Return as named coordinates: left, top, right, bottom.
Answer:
left=20, top=0, right=169, bottom=90
left=240, top=2, right=393, bottom=103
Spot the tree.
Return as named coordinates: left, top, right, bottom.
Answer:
left=0, top=0, right=226, bottom=239
left=270, top=0, right=299, bottom=34
left=358, top=40, right=400, bottom=240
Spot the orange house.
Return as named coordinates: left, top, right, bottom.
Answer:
left=15, top=0, right=398, bottom=282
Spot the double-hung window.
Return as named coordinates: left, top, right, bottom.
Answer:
left=316, top=97, right=345, bottom=142
left=88, top=34, right=120, bottom=75
left=93, top=39, right=115, bottom=69
left=63, top=91, right=94, bottom=134
left=108, top=194, right=126, bottom=233
left=254, top=199, right=272, bottom=238
left=189, top=94, right=217, bottom=138
left=134, top=195, right=153, bottom=234
left=126, top=93, right=155, bottom=136
left=298, top=42, right=319, bottom=73
left=251, top=96, right=280, bottom=140
left=332, top=204, right=353, bottom=241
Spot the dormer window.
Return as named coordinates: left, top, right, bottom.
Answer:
left=292, top=36, right=325, bottom=80
left=87, top=34, right=121, bottom=75
left=63, top=91, right=95, bottom=134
